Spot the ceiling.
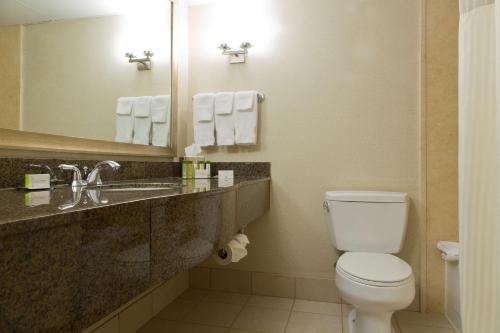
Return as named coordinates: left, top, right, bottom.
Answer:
left=0, top=0, right=169, bottom=26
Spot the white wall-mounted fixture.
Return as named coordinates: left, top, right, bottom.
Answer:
left=218, top=42, right=252, bottom=64
left=125, top=50, right=154, bottom=70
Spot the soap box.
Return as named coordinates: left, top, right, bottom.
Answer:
left=24, top=174, right=50, bottom=190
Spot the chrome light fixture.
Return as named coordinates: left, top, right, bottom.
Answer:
left=218, top=42, right=253, bottom=64
left=125, top=50, right=154, bottom=71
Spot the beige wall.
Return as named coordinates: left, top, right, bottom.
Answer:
left=424, top=0, right=459, bottom=313
left=183, top=0, right=423, bottom=309
left=0, top=25, right=21, bottom=130
left=22, top=15, right=171, bottom=141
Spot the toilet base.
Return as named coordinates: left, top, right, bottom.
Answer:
left=345, top=309, right=400, bottom=333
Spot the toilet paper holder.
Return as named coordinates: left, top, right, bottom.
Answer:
left=216, top=228, right=247, bottom=260
left=217, top=248, right=228, bottom=259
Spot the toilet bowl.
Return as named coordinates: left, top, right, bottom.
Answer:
left=324, top=191, right=415, bottom=333
left=335, top=252, right=415, bottom=333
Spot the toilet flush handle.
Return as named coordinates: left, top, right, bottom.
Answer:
left=323, top=201, right=330, bottom=212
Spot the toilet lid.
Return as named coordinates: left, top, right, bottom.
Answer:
left=337, top=252, right=412, bottom=284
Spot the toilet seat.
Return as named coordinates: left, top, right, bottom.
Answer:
left=336, top=252, right=413, bottom=287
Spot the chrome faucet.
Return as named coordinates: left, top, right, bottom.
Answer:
left=58, top=164, right=86, bottom=189
left=58, top=161, right=121, bottom=189
left=86, top=160, right=121, bottom=186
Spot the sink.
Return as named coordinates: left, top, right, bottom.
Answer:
left=86, top=183, right=182, bottom=192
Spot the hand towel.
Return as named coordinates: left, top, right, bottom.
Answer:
left=115, top=114, right=134, bottom=143
left=215, top=92, right=234, bottom=115
left=151, top=95, right=171, bottom=147
left=215, top=112, right=235, bottom=146
left=132, top=96, right=152, bottom=145
left=151, top=95, right=170, bottom=123
left=193, top=93, right=215, bottom=121
left=234, top=91, right=256, bottom=111
left=152, top=123, right=170, bottom=147
left=133, top=96, right=152, bottom=117
left=116, top=97, right=134, bottom=115
left=194, top=119, right=215, bottom=147
left=234, top=91, right=258, bottom=145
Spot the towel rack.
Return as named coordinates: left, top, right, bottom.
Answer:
left=192, top=92, right=265, bottom=103
left=257, top=92, right=265, bottom=103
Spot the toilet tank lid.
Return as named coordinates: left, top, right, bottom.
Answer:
left=325, top=191, right=408, bottom=203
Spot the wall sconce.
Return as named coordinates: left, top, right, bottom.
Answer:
left=125, top=50, right=154, bottom=71
left=218, top=42, right=252, bottom=64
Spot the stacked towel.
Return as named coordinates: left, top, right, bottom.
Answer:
left=151, top=95, right=171, bottom=147
left=193, top=93, right=215, bottom=146
left=234, top=91, right=258, bottom=145
left=214, top=92, right=235, bottom=146
left=115, top=97, right=135, bottom=143
left=132, top=96, right=152, bottom=145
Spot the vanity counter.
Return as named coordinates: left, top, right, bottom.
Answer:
left=0, top=176, right=270, bottom=236
left=0, top=175, right=270, bottom=332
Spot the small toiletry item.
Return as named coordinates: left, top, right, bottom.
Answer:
left=183, top=156, right=206, bottom=179
left=182, top=160, right=194, bottom=179
left=218, top=170, right=234, bottom=187
left=194, top=161, right=211, bottom=179
left=206, top=161, right=211, bottom=177
left=24, top=174, right=51, bottom=190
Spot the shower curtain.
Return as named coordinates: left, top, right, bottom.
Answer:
left=459, top=0, right=500, bottom=332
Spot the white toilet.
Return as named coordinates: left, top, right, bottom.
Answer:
left=324, top=191, right=415, bottom=333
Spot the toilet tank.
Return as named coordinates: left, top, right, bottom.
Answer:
left=324, top=191, right=409, bottom=253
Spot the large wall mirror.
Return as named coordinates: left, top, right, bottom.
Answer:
left=0, top=0, right=174, bottom=156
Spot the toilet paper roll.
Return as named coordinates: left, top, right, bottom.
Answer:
left=213, top=239, right=249, bottom=265
left=234, top=233, right=250, bottom=247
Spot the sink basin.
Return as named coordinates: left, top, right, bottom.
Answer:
left=86, top=183, right=182, bottom=192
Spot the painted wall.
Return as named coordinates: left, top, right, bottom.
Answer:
left=182, top=0, right=423, bottom=309
left=21, top=14, right=171, bottom=141
left=424, top=0, right=459, bottom=313
left=0, top=25, right=21, bottom=130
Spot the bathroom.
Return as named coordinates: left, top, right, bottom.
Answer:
left=0, top=0, right=497, bottom=332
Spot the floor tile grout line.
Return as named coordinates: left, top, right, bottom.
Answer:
left=282, top=298, right=296, bottom=333
left=227, top=292, right=252, bottom=329
left=226, top=303, right=247, bottom=329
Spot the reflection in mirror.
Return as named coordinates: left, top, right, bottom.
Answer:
left=0, top=0, right=172, bottom=147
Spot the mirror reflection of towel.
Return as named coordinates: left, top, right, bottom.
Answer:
left=151, top=95, right=171, bottom=147
left=132, top=96, right=152, bottom=145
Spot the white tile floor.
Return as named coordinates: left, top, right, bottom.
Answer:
left=137, top=289, right=456, bottom=333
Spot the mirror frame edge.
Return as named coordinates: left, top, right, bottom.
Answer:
left=0, top=1, right=178, bottom=160
left=0, top=128, right=175, bottom=158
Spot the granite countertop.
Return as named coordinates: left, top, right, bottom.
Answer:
left=0, top=176, right=270, bottom=235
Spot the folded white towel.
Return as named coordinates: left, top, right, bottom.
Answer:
left=193, top=93, right=215, bottom=121
left=151, top=95, right=171, bottom=147
left=215, top=113, right=235, bottom=146
left=151, top=95, right=170, bottom=123
left=116, top=97, right=134, bottom=115
left=133, top=96, right=152, bottom=117
left=152, top=123, right=170, bottom=147
left=194, top=118, right=215, bottom=147
left=234, top=91, right=258, bottom=145
left=132, top=96, right=152, bottom=145
left=215, top=92, right=234, bottom=115
left=133, top=117, right=152, bottom=145
left=115, top=114, right=134, bottom=143
left=234, top=91, right=256, bottom=111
